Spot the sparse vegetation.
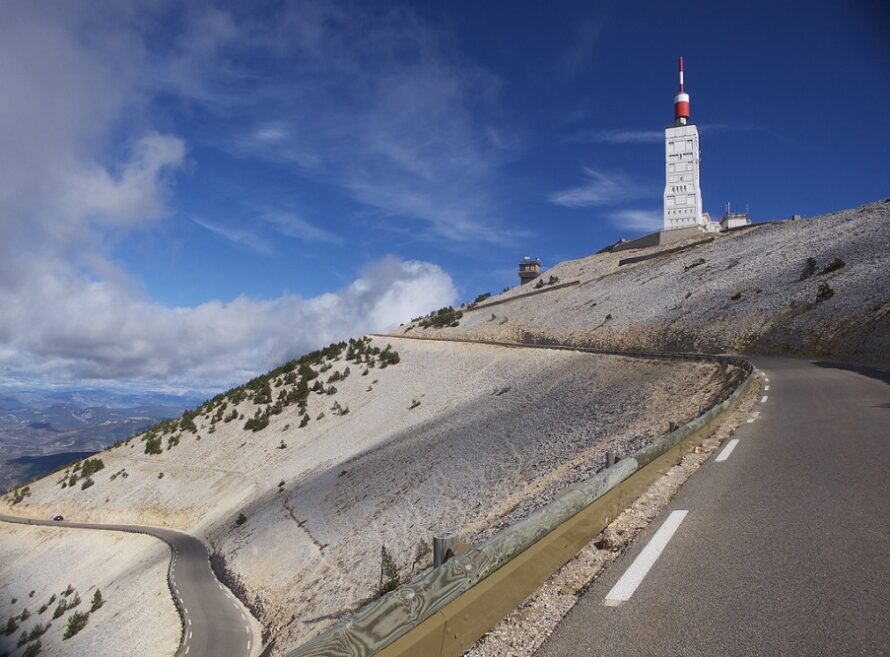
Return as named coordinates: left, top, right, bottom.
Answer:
left=823, top=257, right=846, bottom=274
left=144, top=435, right=162, bottom=455
left=800, top=257, right=818, bottom=280
left=278, top=440, right=287, bottom=449
left=419, top=306, right=463, bottom=329
left=730, top=292, right=742, bottom=301
left=63, top=611, right=89, bottom=639
left=378, top=546, right=400, bottom=595
left=409, top=399, right=421, bottom=410
left=23, top=640, right=41, bottom=657
left=817, top=281, right=835, bottom=301
left=90, top=590, right=103, bottom=613
left=235, top=512, right=247, bottom=527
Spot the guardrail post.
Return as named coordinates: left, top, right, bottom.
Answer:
left=433, top=532, right=457, bottom=568
left=669, top=421, right=677, bottom=432
left=605, top=451, right=616, bottom=468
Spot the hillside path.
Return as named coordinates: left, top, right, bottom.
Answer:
left=536, top=357, right=890, bottom=657
left=0, top=513, right=255, bottom=657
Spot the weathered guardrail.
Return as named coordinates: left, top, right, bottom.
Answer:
left=285, top=337, right=755, bottom=657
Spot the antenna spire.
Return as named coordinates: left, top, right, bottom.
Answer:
left=673, top=56, right=690, bottom=125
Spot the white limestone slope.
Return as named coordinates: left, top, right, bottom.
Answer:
left=0, top=339, right=735, bottom=654
left=407, top=200, right=890, bottom=368
left=0, top=523, right=178, bottom=657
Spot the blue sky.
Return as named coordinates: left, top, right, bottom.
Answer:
left=0, top=1, right=887, bottom=390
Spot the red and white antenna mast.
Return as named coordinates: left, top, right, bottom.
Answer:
left=674, top=56, right=690, bottom=125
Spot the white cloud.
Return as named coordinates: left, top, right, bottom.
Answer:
left=262, top=212, right=343, bottom=245
left=191, top=217, right=274, bottom=255
left=605, top=209, right=663, bottom=233
left=550, top=167, right=648, bottom=207
left=0, top=256, right=456, bottom=387
left=205, top=2, right=518, bottom=244
left=586, top=129, right=664, bottom=144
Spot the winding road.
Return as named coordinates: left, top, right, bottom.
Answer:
left=0, top=513, right=254, bottom=657
left=537, top=357, right=890, bottom=657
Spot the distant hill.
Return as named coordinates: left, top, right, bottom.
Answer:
left=0, top=387, right=204, bottom=492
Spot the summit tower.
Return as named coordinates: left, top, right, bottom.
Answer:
left=663, top=57, right=708, bottom=231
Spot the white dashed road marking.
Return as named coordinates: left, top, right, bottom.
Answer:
left=715, top=439, right=740, bottom=462
left=761, top=395, right=768, bottom=403
left=604, top=510, right=689, bottom=606
left=764, top=385, right=770, bottom=391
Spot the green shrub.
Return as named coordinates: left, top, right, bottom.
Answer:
left=299, top=414, right=309, bottom=428
left=730, top=292, right=742, bottom=301
left=144, top=436, right=162, bottom=455
left=19, top=609, right=29, bottom=622
left=822, top=257, right=846, bottom=273
left=90, top=590, right=103, bottom=613
left=80, top=478, right=94, bottom=490
left=379, top=546, right=400, bottom=595
left=27, top=623, right=47, bottom=641
left=800, top=257, right=817, bottom=280
left=235, top=512, right=247, bottom=527
left=816, top=281, right=834, bottom=301
left=3, top=617, right=18, bottom=636
left=23, top=640, right=41, bottom=657
left=419, top=306, right=463, bottom=329
left=52, top=602, right=68, bottom=620
left=63, top=611, right=89, bottom=639
left=409, top=399, right=421, bottom=410
left=80, top=459, right=104, bottom=478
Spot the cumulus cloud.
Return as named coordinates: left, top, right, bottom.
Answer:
left=549, top=167, right=649, bottom=207
left=0, top=256, right=455, bottom=387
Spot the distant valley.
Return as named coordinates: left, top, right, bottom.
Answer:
left=0, top=387, right=204, bottom=492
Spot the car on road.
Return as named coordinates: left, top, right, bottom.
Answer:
left=52, top=515, right=64, bottom=521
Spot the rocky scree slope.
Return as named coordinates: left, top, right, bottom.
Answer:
left=399, top=200, right=890, bottom=368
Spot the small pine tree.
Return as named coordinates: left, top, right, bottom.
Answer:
left=379, top=546, right=401, bottom=595
left=63, top=611, right=89, bottom=639
left=90, top=590, right=103, bottom=613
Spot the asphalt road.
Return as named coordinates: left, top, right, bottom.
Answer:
left=536, top=357, right=890, bottom=657
left=0, top=513, right=253, bottom=657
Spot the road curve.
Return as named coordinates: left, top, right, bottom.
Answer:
left=0, top=513, right=254, bottom=657
left=536, top=357, right=890, bottom=657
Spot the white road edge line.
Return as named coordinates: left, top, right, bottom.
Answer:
left=604, top=510, right=689, bottom=606
left=185, top=646, right=189, bottom=655
left=761, top=395, right=768, bottom=403
left=715, top=439, right=740, bottom=462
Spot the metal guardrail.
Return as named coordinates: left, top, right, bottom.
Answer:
left=285, top=336, right=755, bottom=657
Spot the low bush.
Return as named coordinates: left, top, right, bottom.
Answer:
left=378, top=546, right=400, bottom=595
left=144, top=436, right=162, bottom=455
left=63, top=611, right=89, bottom=639
left=235, top=512, right=247, bottom=527
left=823, top=257, right=846, bottom=274
left=90, top=590, right=103, bottom=613
left=23, top=640, right=42, bottom=657
left=800, top=257, right=817, bottom=280
left=816, top=281, right=834, bottom=301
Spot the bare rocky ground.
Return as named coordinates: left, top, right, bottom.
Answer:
left=0, top=339, right=735, bottom=655
left=464, top=374, right=763, bottom=657
left=0, top=523, right=179, bottom=657
left=398, top=200, right=890, bottom=369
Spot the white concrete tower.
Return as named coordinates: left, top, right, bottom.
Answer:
left=663, top=56, right=706, bottom=231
